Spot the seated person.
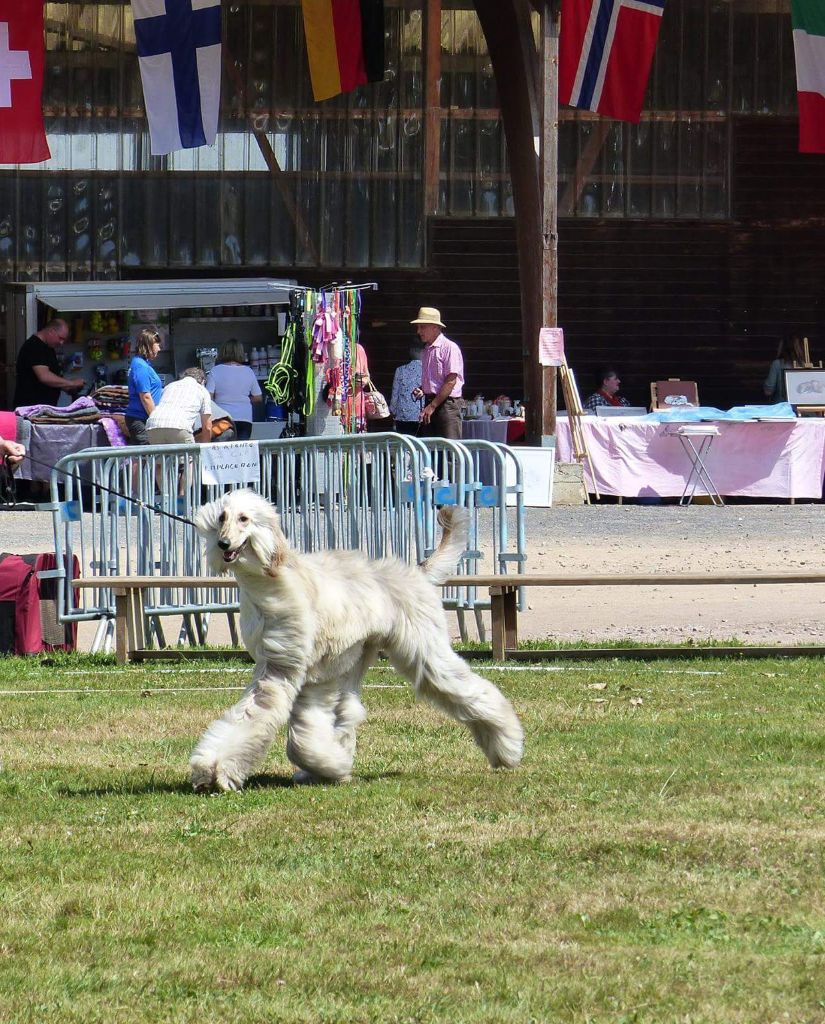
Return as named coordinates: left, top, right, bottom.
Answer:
left=764, top=335, right=804, bottom=402
left=146, top=368, right=212, bottom=445
left=14, top=318, right=84, bottom=408
left=583, top=368, right=630, bottom=412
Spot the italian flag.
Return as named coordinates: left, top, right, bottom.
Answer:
left=792, top=0, right=825, bottom=152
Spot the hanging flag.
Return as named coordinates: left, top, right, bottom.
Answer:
left=560, top=0, right=665, bottom=123
left=791, top=0, right=825, bottom=153
left=300, top=0, right=385, bottom=103
left=132, top=0, right=222, bottom=156
left=0, top=0, right=50, bottom=164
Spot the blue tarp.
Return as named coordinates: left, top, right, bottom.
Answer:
left=642, top=402, right=797, bottom=423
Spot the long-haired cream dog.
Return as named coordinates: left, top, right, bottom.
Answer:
left=190, top=489, right=523, bottom=792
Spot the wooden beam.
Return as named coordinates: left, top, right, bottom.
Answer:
left=559, top=120, right=611, bottom=215
left=424, top=0, right=443, bottom=217
left=538, top=2, right=560, bottom=442
left=474, top=0, right=545, bottom=437
left=223, top=48, right=319, bottom=264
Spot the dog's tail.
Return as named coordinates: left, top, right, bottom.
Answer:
left=420, top=506, right=469, bottom=586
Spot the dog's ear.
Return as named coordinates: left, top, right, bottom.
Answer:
left=194, top=498, right=223, bottom=537
left=246, top=500, right=289, bottom=576
left=265, top=537, right=286, bottom=577
left=264, top=517, right=289, bottom=576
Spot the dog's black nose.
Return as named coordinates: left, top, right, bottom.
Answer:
left=217, top=538, right=230, bottom=550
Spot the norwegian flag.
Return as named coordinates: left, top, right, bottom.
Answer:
left=560, top=0, right=666, bottom=124
left=0, top=0, right=50, bottom=164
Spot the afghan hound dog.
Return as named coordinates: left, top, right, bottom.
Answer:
left=190, top=489, right=524, bottom=792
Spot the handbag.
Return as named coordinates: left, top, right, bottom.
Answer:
left=362, top=377, right=390, bottom=420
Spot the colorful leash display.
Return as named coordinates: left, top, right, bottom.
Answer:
left=265, top=318, right=297, bottom=407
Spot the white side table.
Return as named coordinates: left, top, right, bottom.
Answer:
left=669, top=425, right=724, bottom=506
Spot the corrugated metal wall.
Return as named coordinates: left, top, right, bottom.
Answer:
left=355, top=115, right=825, bottom=411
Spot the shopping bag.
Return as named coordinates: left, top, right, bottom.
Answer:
left=363, top=378, right=390, bottom=420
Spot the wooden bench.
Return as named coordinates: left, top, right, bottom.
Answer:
left=75, top=571, right=825, bottom=664
left=455, top=572, right=825, bottom=659
left=73, top=576, right=234, bottom=665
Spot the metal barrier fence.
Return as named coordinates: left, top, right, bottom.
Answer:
left=49, top=432, right=526, bottom=650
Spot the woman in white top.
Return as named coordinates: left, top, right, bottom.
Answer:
left=206, top=339, right=262, bottom=440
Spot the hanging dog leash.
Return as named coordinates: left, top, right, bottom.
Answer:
left=0, top=459, right=17, bottom=504
left=20, top=453, right=196, bottom=527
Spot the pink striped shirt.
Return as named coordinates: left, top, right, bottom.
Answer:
left=421, top=333, right=464, bottom=397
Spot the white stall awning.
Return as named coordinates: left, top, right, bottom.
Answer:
left=24, top=278, right=296, bottom=312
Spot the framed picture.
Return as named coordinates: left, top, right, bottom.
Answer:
left=784, top=369, right=825, bottom=407
left=650, top=380, right=699, bottom=410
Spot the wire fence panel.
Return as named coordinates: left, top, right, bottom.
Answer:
left=49, top=432, right=526, bottom=640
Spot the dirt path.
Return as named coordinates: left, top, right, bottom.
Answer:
left=2, top=503, right=823, bottom=649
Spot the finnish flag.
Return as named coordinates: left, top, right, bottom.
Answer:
left=132, top=0, right=222, bottom=156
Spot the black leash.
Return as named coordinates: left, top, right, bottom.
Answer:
left=0, top=461, right=17, bottom=504
left=19, top=453, right=196, bottom=527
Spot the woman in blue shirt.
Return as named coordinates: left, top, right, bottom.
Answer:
left=125, top=327, right=164, bottom=444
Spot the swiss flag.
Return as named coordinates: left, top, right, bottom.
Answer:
left=0, top=0, right=50, bottom=164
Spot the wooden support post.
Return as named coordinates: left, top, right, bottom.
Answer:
left=535, top=2, right=560, bottom=445
left=503, top=586, right=519, bottom=653
left=131, top=590, right=146, bottom=654
left=490, top=587, right=507, bottom=661
left=424, top=0, right=442, bottom=217
left=115, top=592, right=128, bottom=665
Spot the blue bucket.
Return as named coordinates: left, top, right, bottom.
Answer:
left=265, top=400, right=286, bottom=421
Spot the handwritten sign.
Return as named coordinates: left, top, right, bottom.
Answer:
left=200, top=442, right=260, bottom=486
left=538, top=327, right=564, bottom=366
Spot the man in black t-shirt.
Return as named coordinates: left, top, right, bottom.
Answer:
left=13, top=318, right=84, bottom=408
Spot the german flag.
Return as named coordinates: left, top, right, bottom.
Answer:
left=301, top=0, right=385, bottom=102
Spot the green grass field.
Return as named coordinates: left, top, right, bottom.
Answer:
left=1, top=653, right=823, bottom=1024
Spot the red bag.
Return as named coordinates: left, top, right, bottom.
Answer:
left=0, top=553, right=79, bottom=655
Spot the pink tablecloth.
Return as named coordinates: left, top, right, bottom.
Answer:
left=556, top=417, right=825, bottom=499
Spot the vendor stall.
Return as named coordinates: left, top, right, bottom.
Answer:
left=17, top=422, right=111, bottom=483
left=4, top=278, right=295, bottom=410
left=555, top=415, right=825, bottom=500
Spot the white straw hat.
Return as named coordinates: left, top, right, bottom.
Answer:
left=410, top=306, right=445, bottom=328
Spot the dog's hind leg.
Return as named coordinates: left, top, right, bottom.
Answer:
left=286, top=678, right=365, bottom=785
left=190, top=661, right=301, bottom=792
left=333, top=644, right=374, bottom=762
left=287, top=647, right=374, bottom=783
left=389, top=637, right=524, bottom=770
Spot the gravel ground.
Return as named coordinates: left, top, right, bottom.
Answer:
left=2, top=503, right=823, bottom=649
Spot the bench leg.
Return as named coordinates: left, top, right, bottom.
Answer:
left=490, top=588, right=506, bottom=660
left=127, top=591, right=145, bottom=660
left=115, top=590, right=144, bottom=664
left=503, top=588, right=518, bottom=653
left=115, top=593, right=128, bottom=665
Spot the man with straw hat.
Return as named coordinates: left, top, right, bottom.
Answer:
left=409, top=306, right=464, bottom=440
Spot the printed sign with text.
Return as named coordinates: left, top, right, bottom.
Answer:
left=200, top=442, right=261, bottom=486
left=539, top=327, right=564, bottom=366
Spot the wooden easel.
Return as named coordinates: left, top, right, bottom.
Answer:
left=792, top=336, right=822, bottom=370
left=559, top=359, right=600, bottom=501
left=790, top=338, right=825, bottom=416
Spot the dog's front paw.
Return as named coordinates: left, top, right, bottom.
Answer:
left=190, top=756, right=217, bottom=793
left=214, top=761, right=247, bottom=792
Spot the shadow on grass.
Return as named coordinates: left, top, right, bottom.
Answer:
left=55, top=768, right=404, bottom=799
